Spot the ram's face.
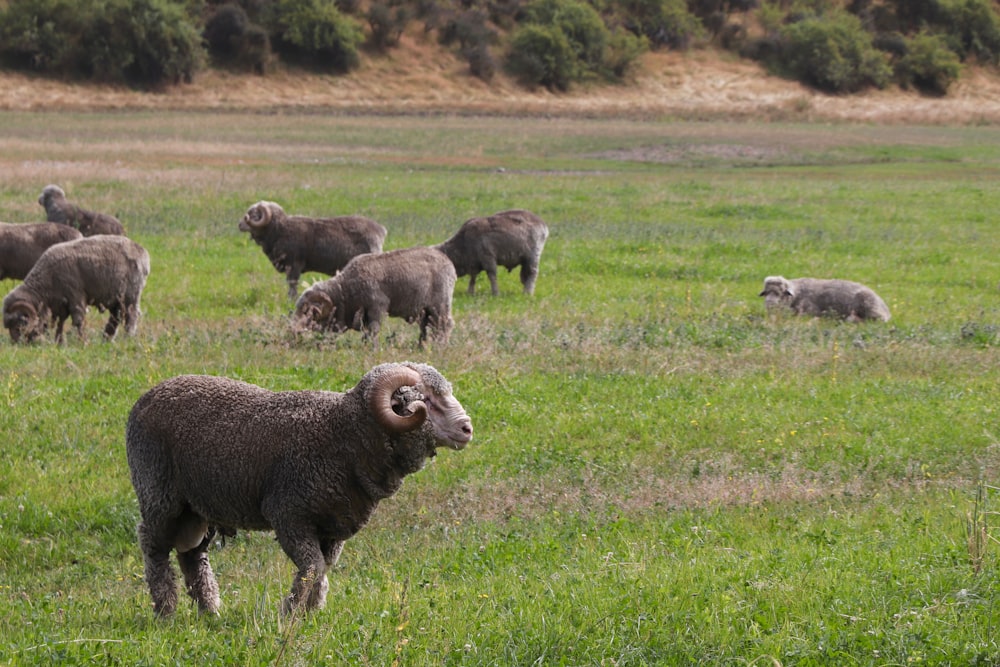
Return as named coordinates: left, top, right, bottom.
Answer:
left=419, top=385, right=473, bottom=450
left=3, top=302, right=45, bottom=343
left=292, top=289, right=335, bottom=332
left=759, top=277, right=793, bottom=309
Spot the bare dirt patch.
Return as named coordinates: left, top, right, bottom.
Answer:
left=3, top=43, right=1000, bottom=124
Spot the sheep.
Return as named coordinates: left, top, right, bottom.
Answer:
left=759, top=275, right=891, bottom=322
left=38, top=184, right=126, bottom=237
left=125, top=362, right=474, bottom=617
left=2, top=235, right=150, bottom=343
left=293, top=246, right=457, bottom=347
left=435, top=209, right=549, bottom=296
left=0, top=222, right=82, bottom=281
left=239, top=200, right=387, bottom=299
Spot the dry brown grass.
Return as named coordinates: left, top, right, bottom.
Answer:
left=3, top=39, right=1000, bottom=123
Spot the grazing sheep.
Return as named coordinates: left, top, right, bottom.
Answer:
left=0, top=222, right=82, bottom=281
left=239, top=200, right=387, bottom=299
left=759, top=275, right=891, bottom=322
left=2, top=235, right=150, bottom=343
left=125, top=362, right=474, bottom=617
left=435, top=209, right=549, bottom=296
left=293, top=246, right=457, bottom=347
left=38, top=184, right=126, bottom=236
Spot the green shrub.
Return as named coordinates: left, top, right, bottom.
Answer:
left=615, top=0, right=705, bottom=49
left=83, top=0, right=205, bottom=87
left=367, top=1, right=412, bottom=50
left=778, top=9, right=891, bottom=93
left=505, top=0, right=645, bottom=88
left=270, top=0, right=364, bottom=72
left=0, top=0, right=86, bottom=72
left=463, top=42, right=498, bottom=80
left=438, top=9, right=497, bottom=50
left=204, top=3, right=272, bottom=72
left=937, top=0, right=1000, bottom=64
left=0, top=0, right=204, bottom=86
left=896, top=31, right=962, bottom=95
left=604, top=27, right=648, bottom=77
left=523, top=0, right=609, bottom=72
left=506, top=23, right=579, bottom=89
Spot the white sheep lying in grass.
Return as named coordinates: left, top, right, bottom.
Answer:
left=759, top=275, right=890, bottom=322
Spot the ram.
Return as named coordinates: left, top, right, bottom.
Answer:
left=239, top=200, right=387, bottom=299
left=125, top=362, right=473, bottom=616
left=759, top=275, right=891, bottom=322
left=2, top=235, right=150, bottom=343
left=38, top=184, right=126, bottom=236
left=293, top=246, right=457, bottom=347
left=0, top=221, right=82, bottom=281
left=435, top=209, right=549, bottom=296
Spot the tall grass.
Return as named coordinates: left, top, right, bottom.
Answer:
left=0, top=112, right=998, bottom=664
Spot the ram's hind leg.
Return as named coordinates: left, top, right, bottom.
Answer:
left=103, top=304, right=122, bottom=340
left=520, top=259, right=540, bottom=295
left=177, top=528, right=221, bottom=615
left=138, top=522, right=179, bottom=617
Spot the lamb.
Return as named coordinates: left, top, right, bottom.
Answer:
left=239, top=200, right=387, bottom=299
left=2, top=235, right=150, bottom=343
left=38, top=184, right=126, bottom=236
left=435, top=209, right=549, bottom=296
left=759, top=275, right=891, bottom=322
left=293, top=245, right=457, bottom=347
left=0, top=222, right=82, bottom=281
left=125, top=362, right=474, bottom=617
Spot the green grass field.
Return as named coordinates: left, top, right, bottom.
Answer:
left=0, top=112, right=998, bottom=665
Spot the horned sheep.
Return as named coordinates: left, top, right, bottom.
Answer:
left=435, top=209, right=549, bottom=296
left=239, top=200, right=387, bottom=299
left=293, top=246, right=457, bottom=347
left=125, top=362, right=474, bottom=616
left=38, top=184, right=126, bottom=237
left=2, top=235, right=150, bottom=343
left=759, top=275, right=891, bottom=322
left=0, top=222, right=82, bottom=281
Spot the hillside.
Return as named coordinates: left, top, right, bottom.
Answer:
left=3, top=38, right=1000, bottom=123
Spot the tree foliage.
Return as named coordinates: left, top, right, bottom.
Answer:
left=0, top=0, right=204, bottom=87
left=506, top=0, right=646, bottom=89
left=778, top=10, right=891, bottom=93
left=0, top=0, right=999, bottom=93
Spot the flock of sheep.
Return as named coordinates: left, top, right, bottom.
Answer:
left=1, top=184, right=891, bottom=617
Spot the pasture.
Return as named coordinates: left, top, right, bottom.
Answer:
left=0, top=112, right=998, bottom=665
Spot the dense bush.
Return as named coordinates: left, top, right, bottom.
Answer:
left=506, top=22, right=579, bottom=89
left=204, top=3, right=271, bottom=72
left=778, top=10, right=892, bottom=93
left=937, top=0, right=1000, bottom=64
left=615, top=0, right=704, bottom=49
left=0, top=0, right=204, bottom=87
left=269, top=0, right=364, bottom=72
left=896, top=31, right=962, bottom=95
left=505, top=0, right=646, bottom=89
left=367, top=1, right=413, bottom=50
left=0, top=0, right=87, bottom=72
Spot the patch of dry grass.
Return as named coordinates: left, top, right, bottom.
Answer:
left=3, top=43, right=1000, bottom=123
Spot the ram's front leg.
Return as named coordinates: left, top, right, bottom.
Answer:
left=275, top=526, right=328, bottom=615
left=70, top=304, right=88, bottom=341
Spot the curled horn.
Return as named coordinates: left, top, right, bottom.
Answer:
left=9, top=299, right=37, bottom=319
left=369, top=366, right=427, bottom=434
left=246, top=201, right=276, bottom=229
